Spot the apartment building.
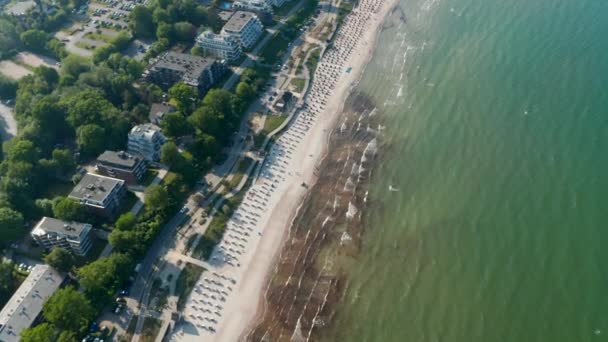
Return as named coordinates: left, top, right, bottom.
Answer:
left=221, top=11, right=264, bottom=50
left=127, top=123, right=166, bottom=162
left=195, top=31, right=243, bottom=63
left=142, top=52, right=227, bottom=93
left=0, top=265, right=65, bottom=342
left=96, top=150, right=147, bottom=184
left=69, top=173, right=126, bottom=218
left=31, top=217, right=93, bottom=256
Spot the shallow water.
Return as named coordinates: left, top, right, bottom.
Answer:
left=323, top=0, right=608, bottom=341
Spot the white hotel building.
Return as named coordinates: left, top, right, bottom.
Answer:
left=221, top=11, right=264, bottom=50
left=196, top=31, right=243, bottom=63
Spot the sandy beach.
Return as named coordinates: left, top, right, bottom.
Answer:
left=169, top=0, right=397, bottom=340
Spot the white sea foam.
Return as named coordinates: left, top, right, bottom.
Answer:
left=346, top=202, right=358, bottom=219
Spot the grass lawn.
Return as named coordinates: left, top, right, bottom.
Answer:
left=263, top=114, right=288, bottom=135
left=83, top=31, right=117, bottom=43
left=175, top=263, right=205, bottom=310
left=290, top=78, right=306, bottom=93
left=225, top=157, right=254, bottom=190
left=140, top=316, right=162, bottom=342
left=75, top=41, right=101, bottom=50
left=305, top=48, right=321, bottom=74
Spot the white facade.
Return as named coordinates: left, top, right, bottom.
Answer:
left=233, top=0, right=273, bottom=14
left=196, top=31, right=243, bottom=63
left=31, top=217, right=93, bottom=256
left=128, top=123, right=166, bottom=162
left=222, top=11, right=264, bottom=50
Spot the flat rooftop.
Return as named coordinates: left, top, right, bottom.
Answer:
left=223, top=11, right=258, bottom=32
left=31, top=217, right=89, bottom=237
left=0, top=265, right=64, bottom=342
left=152, top=52, right=216, bottom=78
left=218, top=10, right=234, bottom=21
left=97, top=150, right=142, bottom=169
left=69, top=173, right=124, bottom=203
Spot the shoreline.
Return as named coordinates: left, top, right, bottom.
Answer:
left=169, top=0, right=398, bottom=340
left=239, top=0, right=398, bottom=338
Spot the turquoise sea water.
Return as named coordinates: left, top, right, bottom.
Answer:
left=323, top=0, right=608, bottom=341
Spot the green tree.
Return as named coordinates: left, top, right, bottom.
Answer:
left=188, top=106, right=222, bottom=136
left=5, top=139, right=39, bottom=164
left=52, top=197, right=85, bottom=222
left=20, top=323, right=56, bottom=342
left=44, top=247, right=76, bottom=273
left=108, top=229, right=139, bottom=253
left=60, top=55, right=91, bottom=79
left=76, top=124, right=105, bottom=156
left=173, top=21, right=195, bottom=42
left=57, top=331, right=78, bottom=342
left=236, top=81, right=254, bottom=100
left=43, top=286, right=95, bottom=333
left=152, top=7, right=170, bottom=24
left=168, top=82, right=197, bottom=114
left=77, top=253, right=133, bottom=303
left=93, top=45, right=115, bottom=64
left=20, top=29, right=49, bottom=52
left=156, top=22, right=173, bottom=42
left=0, top=75, right=17, bottom=100
left=129, top=6, right=156, bottom=39
left=190, top=46, right=204, bottom=57
left=144, top=184, right=169, bottom=211
left=160, top=111, right=192, bottom=138
left=35, top=198, right=55, bottom=217
left=160, top=141, right=182, bottom=168
left=0, top=207, right=25, bottom=244
left=52, top=148, right=76, bottom=176
left=115, top=212, right=137, bottom=230
left=34, top=66, right=60, bottom=86
left=111, top=31, right=132, bottom=51
left=0, top=262, right=15, bottom=304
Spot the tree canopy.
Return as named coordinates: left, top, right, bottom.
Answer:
left=43, top=286, right=95, bottom=334
left=44, top=247, right=76, bottom=273
left=20, top=323, right=56, bottom=342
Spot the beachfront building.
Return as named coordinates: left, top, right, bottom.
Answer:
left=142, top=51, right=227, bottom=93
left=96, top=150, right=147, bottom=184
left=30, top=217, right=93, bottom=256
left=195, top=31, right=243, bottom=63
left=69, top=173, right=126, bottom=218
left=0, top=265, right=65, bottom=342
left=221, top=11, right=264, bottom=50
left=232, top=0, right=273, bottom=23
left=128, top=123, right=166, bottom=162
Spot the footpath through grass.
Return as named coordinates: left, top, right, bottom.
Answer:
left=175, top=262, right=205, bottom=310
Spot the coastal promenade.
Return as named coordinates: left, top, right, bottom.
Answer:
left=166, top=0, right=395, bottom=339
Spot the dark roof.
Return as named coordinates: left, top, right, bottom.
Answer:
left=97, top=151, right=142, bottom=169
left=69, top=173, right=124, bottom=203
left=153, top=52, right=216, bottom=77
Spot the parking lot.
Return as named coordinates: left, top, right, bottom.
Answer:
left=57, top=0, right=148, bottom=57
